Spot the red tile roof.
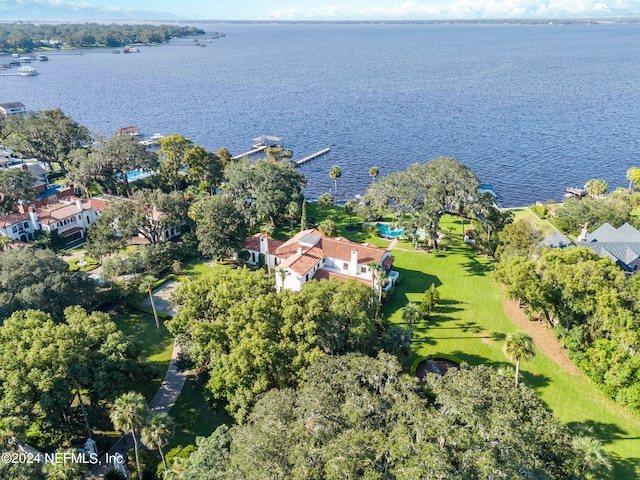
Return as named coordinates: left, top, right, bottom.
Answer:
left=273, top=229, right=390, bottom=277
left=0, top=212, right=29, bottom=228
left=243, top=233, right=284, bottom=254
left=36, top=203, right=82, bottom=225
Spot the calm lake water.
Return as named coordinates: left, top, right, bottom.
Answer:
left=2, top=22, right=639, bottom=206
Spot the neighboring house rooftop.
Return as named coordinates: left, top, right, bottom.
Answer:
left=540, top=230, right=572, bottom=249
left=577, top=222, right=640, bottom=273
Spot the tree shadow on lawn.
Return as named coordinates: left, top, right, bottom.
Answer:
left=566, top=420, right=640, bottom=480
left=567, top=420, right=631, bottom=443
left=448, top=351, right=552, bottom=389
left=461, top=253, right=494, bottom=277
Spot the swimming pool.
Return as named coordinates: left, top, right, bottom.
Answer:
left=376, top=223, right=404, bottom=238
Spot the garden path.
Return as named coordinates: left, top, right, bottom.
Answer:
left=501, top=297, right=583, bottom=377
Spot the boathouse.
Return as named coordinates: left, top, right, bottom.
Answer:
left=0, top=102, right=26, bottom=115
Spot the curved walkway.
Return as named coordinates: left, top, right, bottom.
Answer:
left=87, top=340, right=186, bottom=479
left=87, top=283, right=186, bottom=479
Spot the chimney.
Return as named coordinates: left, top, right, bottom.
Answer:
left=297, top=246, right=303, bottom=255
left=349, top=250, right=358, bottom=275
left=75, top=198, right=83, bottom=212
left=577, top=222, right=589, bottom=242
left=28, top=206, right=39, bottom=229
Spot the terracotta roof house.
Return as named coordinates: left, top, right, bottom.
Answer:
left=243, top=229, right=397, bottom=292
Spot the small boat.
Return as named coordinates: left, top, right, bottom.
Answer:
left=37, top=54, right=48, bottom=61
left=17, top=66, right=38, bottom=76
left=18, top=56, right=32, bottom=63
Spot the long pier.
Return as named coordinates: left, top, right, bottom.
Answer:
left=231, top=145, right=267, bottom=160
left=295, top=147, right=331, bottom=166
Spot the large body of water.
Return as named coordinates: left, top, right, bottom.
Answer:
left=2, top=22, right=639, bottom=206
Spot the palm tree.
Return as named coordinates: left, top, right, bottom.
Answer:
left=141, top=412, right=174, bottom=474
left=276, top=268, right=290, bottom=292
left=369, top=166, right=379, bottom=183
left=367, top=261, right=387, bottom=318
left=329, top=165, right=342, bottom=201
left=139, top=275, right=160, bottom=330
left=344, top=199, right=357, bottom=227
left=0, top=416, right=22, bottom=448
left=627, top=166, right=640, bottom=191
left=503, top=331, right=535, bottom=387
left=110, top=392, right=148, bottom=480
left=401, top=302, right=422, bottom=334
left=571, top=435, right=613, bottom=479
left=0, top=236, right=13, bottom=252
left=44, top=449, right=87, bottom=479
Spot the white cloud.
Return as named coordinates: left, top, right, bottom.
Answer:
left=264, top=0, right=640, bottom=19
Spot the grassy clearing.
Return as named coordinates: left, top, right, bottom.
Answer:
left=386, top=238, right=640, bottom=479
left=112, top=311, right=174, bottom=402
left=504, top=206, right=556, bottom=235
left=168, top=375, right=233, bottom=448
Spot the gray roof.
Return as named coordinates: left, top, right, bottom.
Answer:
left=587, top=222, right=640, bottom=243
left=0, top=102, right=25, bottom=110
left=583, top=242, right=640, bottom=272
left=299, top=233, right=321, bottom=246
left=540, top=230, right=572, bottom=248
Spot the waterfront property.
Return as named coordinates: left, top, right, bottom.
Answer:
left=540, top=221, right=640, bottom=274
left=243, top=228, right=397, bottom=292
left=0, top=193, right=181, bottom=245
left=0, top=101, right=26, bottom=115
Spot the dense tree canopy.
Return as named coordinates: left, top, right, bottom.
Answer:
left=0, top=168, right=36, bottom=215
left=87, top=188, right=189, bottom=250
left=553, top=196, right=631, bottom=236
left=224, top=159, right=306, bottom=226
left=496, top=244, right=640, bottom=415
left=188, top=194, right=248, bottom=259
left=167, top=269, right=410, bottom=421
left=0, top=307, right=140, bottom=432
left=0, top=247, right=96, bottom=322
left=3, top=109, right=91, bottom=173
left=91, top=135, right=159, bottom=197
left=0, top=23, right=206, bottom=52
left=361, top=157, right=480, bottom=247
left=177, top=355, right=587, bottom=480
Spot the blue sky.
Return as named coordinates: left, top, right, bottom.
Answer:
left=1, top=0, right=639, bottom=21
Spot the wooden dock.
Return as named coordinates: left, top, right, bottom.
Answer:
left=566, top=187, right=587, bottom=198
left=295, top=147, right=331, bottom=166
left=231, top=145, right=267, bottom=160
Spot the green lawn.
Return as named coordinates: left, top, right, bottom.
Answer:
left=386, top=239, right=640, bottom=479
left=168, top=375, right=233, bottom=449
left=504, top=206, right=556, bottom=235
left=112, top=311, right=175, bottom=402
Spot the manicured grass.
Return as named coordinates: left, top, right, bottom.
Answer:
left=386, top=240, right=640, bottom=479
left=112, top=311, right=175, bottom=402
left=168, top=375, right=233, bottom=448
left=181, top=258, right=233, bottom=278
left=504, top=206, right=556, bottom=235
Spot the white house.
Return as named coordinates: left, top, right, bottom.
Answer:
left=244, top=229, right=397, bottom=292
left=0, top=102, right=26, bottom=116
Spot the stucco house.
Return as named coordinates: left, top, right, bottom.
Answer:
left=0, top=102, right=26, bottom=116
left=243, top=229, right=397, bottom=292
